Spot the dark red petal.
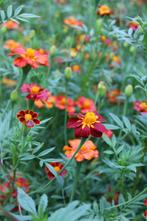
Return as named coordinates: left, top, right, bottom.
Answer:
left=75, top=126, right=90, bottom=138
left=67, top=118, right=81, bottom=128
left=90, top=128, right=102, bottom=137
left=32, top=112, right=38, bottom=118
left=19, top=117, right=25, bottom=123
left=33, top=119, right=40, bottom=125
left=93, top=122, right=107, bottom=133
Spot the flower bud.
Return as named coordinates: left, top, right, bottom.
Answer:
left=97, top=81, right=107, bottom=97
left=64, top=67, right=72, bottom=79
left=124, top=84, right=133, bottom=97
left=10, top=90, right=18, bottom=102
left=96, top=19, right=103, bottom=33
left=50, top=45, right=57, bottom=55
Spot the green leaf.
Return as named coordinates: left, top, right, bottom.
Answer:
left=38, top=147, right=55, bottom=157
left=17, top=188, right=37, bottom=215
left=109, top=113, right=124, bottom=128
left=38, top=194, right=48, bottom=214
left=7, top=5, right=13, bottom=18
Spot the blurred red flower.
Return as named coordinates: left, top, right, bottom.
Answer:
left=134, top=101, right=147, bottom=113
left=76, top=96, right=96, bottom=113
left=3, top=20, right=19, bottom=30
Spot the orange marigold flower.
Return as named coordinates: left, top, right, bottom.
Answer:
left=71, top=64, right=81, bottom=73
left=63, top=139, right=99, bottom=162
left=64, top=16, right=84, bottom=27
left=55, top=95, right=75, bottom=114
left=9, top=47, right=49, bottom=69
left=45, top=162, right=67, bottom=180
left=76, top=96, right=96, bottom=113
left=3, top=20, right=19, bottom=30
left=134, top=101, right=147, bottom=113
left=17, top=110, right=40, bottom=128
left=107, top=89, right=121, bottom=104
left=97, top=5, right=112, bottom=16
left=4, top=40, right=22, bottom=51
left=67, top=111, right=108, bottom=138
left=2, top=77, right=17, bottom=87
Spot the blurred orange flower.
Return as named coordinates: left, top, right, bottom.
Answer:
left=76, top=96, right=96, bottom=113
left=97, top=5, right=112, bottom=16
left=107, top=89, right=121, bottom=103
left=55, top=95, right=75, bottom=114
left=2, top=77, right=17, bottom=87
left=4, top=40, right=22, bottom=51
left=64, top=16, right=84, bottom=27
left=63, top=139, right=99, bottom=162
left=3, top=20, right=19, bottom=30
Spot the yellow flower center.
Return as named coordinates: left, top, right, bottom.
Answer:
left=82, top=112, right=99, bottom=129
left=25, top=114, right=32, bottom=121
left=31, top=86, right=40, bottom=94
left=25, top=48, right=36, bottom=60
left=140, top=102, right=147, bottom=110
left=54, top=166, right=61, bottom=172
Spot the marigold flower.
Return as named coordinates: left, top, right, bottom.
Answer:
left=64, top=16, right=84, bottom=27
left=55, top=95, right=75, bottom=114
left=71, top=65, right=81, bottom=73
left=3, top=20, right=19, bottom=29
left=45, top=162, right=67, bottom=180
left=10, top=47, right=49, bottom=68
left=76, top=96, right=96, bottom=113
left=144, top=199, right=147, bottom=206
left=2, top=77, right=17, bottom=87
left=67, top=111, right=108, bottom=138
left=4, top=40, right=22, bottom=51
left=17, top=109, right=40, bottom=128
left=144, top=210, right=147, bottom=217
left=128, top=21, right=139, bottom=31
left=21, top=83, right=50, bottom=101
left=134, top=101, right=147, bottom=113
left=63, top=139, right=99, bottom=162
left=97, top=5, right=112, bottom=16
left=107, top=89, right=121, bottom=103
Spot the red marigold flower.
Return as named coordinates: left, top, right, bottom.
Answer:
left=55, top=95, right=75, bottom=114
left=67, top=111, right=108, bottom=138
left=3, top=20, right=19, bottom=30
left=107, top=89, right=121, bottom=104
left=21, top=83, right=50, bottom=101
left=45, top=162, right=67, bottom=180
left=64, top=16, right=84, bottom=27
left=128, top=21, right=139, bottom=31
left=134, top=101, right=147, bottom=113
left=63, top=139, right=99, bottom=162
left=144, top=199, right=147, bottom=206
left=97, top=5, right=112, bottom=16
left=144, top=210, right=147, bottom=217
left=76, top=96, right=96, bottom=113
left=16, top=110, right=40, bottom=128
left=10, top=47, right=49, bottom=69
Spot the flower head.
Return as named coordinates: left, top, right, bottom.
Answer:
left=55, top=95, right=75, bottom=114
left=128, top=21, right=139, bottom=31
left=45, top=162, right=67, bottom=180
left=21, top=83, right=50, bottom=101
left=134, top=101, right=147, bottom=113
left=4, top=40, right=22, bottom=51
left=107, top=89, right=121, bottom=103
left=17, top=110, right=40, bottom=128
left=97, top=5, right=112, bottom=16
left=67, top=111, right=108, bottom=138
left=10, top=47, right=49, bottom=69
left=76, top=96, right=96, bottom=113
left=3, top=20, right=19, bottom=30
left=64, top=139, right=99, bottom=162
left=64, top=16, right=84, bottom=28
